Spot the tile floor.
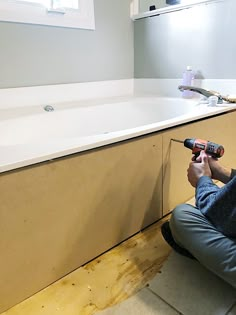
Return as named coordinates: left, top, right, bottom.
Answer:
left=97, top=252, right=236, bottom=315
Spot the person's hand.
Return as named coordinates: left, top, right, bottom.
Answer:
left=193, top=153, right=220, bottom=179
left=187, top=151, right=212, bottom=187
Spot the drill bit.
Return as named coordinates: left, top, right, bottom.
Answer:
left=171, top=138, right=184, bottom=144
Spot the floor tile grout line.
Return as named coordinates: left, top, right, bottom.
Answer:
left=145, top=287, right=183, bottom=315
left=225, top=300, right=236, bottom=315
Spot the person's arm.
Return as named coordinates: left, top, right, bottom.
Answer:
left=207, top=157, right=233, bottom=184
left=230, top=168, right=236, bottom=180
left=195, top=176, right=221, bottom=211
left=188, top=151, right=236, bottom=237
left=187, top=151, right=221, bottom=208
left=195, top=174, right=236, bottom=237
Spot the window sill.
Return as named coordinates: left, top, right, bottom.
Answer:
left=0, top=0, right=95, bottom=30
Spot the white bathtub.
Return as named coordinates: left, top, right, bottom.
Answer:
left=1, top=96, right=235, bottom=173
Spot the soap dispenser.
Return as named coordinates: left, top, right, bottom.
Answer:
left=182, top=66, right=195, bottom=98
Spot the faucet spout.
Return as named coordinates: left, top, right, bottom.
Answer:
left=178, top=85, right=223, bottom=103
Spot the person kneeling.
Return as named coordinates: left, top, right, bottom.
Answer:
left=161, top=151, right=236, bottom=288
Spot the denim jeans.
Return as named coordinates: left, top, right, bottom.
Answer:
left=170, top=203, right=236, bottom=288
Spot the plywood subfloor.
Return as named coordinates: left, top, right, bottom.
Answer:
left=1, top=214, right=173, bottom=315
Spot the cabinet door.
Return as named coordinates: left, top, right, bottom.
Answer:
left=162, top=111, right=236, bottom=215
left=0, top=133, right=163, bottom=313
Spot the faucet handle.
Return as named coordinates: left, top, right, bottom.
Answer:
left=222, top=95, right=236, bottom=103
left=208, top=96, right=219, bottom=106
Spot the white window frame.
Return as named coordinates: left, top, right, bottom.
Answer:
left=0, top=0, right=95, bottom=29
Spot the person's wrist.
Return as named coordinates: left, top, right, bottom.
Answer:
left=217, top=166, right=231, bottom=183
left=230, top=169, right=236, bottom=180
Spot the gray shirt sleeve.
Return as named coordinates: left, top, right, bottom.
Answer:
left=196, top=176, right=236, bottom=238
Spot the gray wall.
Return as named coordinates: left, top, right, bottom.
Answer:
left=0, top=0, right=133, bottom=88
left=134, top=0, right=236, bottom=79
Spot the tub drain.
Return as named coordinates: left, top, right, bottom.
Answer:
left=44, top=105, right=54, bottom=112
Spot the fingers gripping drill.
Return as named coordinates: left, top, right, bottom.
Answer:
left=171, top=138, right=224, bottom=159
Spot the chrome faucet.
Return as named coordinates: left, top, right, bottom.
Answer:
left=178, top=85, right=236, bottom=103
left=178, top=85, right=224, bottom=103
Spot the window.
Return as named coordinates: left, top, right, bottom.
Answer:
left=0, top=0, right=95, bottom=29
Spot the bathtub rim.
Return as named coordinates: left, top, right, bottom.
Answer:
left=1, top=102, right=236, bottom=174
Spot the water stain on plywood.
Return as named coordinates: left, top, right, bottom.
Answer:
left=2, top=217, right=171, bottom=315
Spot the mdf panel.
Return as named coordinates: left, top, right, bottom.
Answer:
left=0, top=134, right=162, bottom=313
left=162, top=111, right=236, bottom=215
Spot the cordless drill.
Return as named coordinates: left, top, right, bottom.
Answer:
left=171, top=138, right=224, bottom=159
